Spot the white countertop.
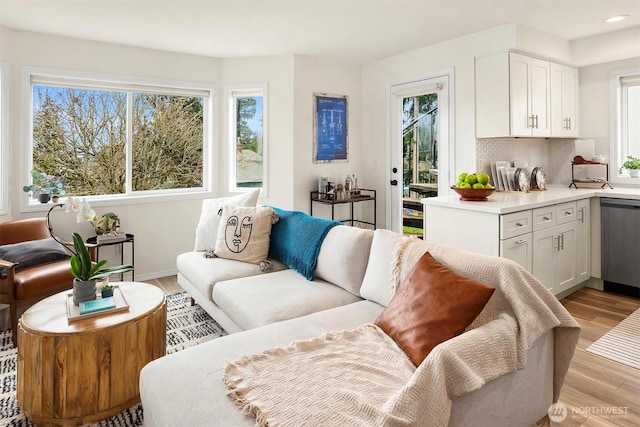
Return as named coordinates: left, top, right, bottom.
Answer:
left=421, top=184, right=640, bottom=214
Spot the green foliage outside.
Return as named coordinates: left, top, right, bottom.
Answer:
left=402, top=94, right=438, bottom=191
left=32, top=86, right=204, bottom=196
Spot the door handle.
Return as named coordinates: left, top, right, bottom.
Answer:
left=390, top=180, right=398, bottom=186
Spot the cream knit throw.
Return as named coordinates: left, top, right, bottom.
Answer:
left=224, top=238, right=581, bottom=426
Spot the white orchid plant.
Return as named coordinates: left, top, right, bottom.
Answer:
left=46, top=197, right=133, bottom=282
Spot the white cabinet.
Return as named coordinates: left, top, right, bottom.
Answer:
left=499, top=210, right=533, bottom=271
left=509, top=53, right=551, bottom=137
left=575, top=199, right=591, bottom=283
left=475, top=51, right=577, bottom=139
left=532, top=202, right=578, bottom=294
left=424, top=197, right=591, bottom=296
left=501, top=233, right=533, bottom=272
left=550, top=63, right=579, bottom=137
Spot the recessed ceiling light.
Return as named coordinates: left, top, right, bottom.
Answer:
left=604, top=15, right=630, bottom=23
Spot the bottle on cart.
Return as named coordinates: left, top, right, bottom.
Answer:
left=345, top=174, right=352, bottom=191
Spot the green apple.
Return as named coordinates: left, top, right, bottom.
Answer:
left=464, top=174, right=477, bottom=185
left=472, top=183, right=485, bottom=189
left=460, top=182, right=472, bottom=189
left=477, top=173, right=490, bottom=185
left=485, top=183, right=493, bottom=189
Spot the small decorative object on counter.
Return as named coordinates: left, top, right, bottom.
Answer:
left=621, top=155, right=640, bottom=178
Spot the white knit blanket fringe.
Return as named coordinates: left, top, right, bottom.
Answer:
left=223, top=238, right=581, bottom=427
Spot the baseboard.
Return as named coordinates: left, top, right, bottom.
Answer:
left=603, top=280, right=640, bottom=298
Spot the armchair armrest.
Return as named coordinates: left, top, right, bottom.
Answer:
left=0, top=259, right=17, bottom=268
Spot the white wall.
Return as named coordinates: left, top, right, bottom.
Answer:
left=0, top=28, right=365, bottom=278
left=220, top=55, right=295, bottom=208
left=360, top=24, right=520, bottom=228
left=292, top=55, right=362, bottom=216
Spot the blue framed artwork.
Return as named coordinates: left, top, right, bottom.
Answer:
left=313, top=93, right=348, bottom=163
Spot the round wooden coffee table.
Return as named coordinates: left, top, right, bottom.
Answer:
left=17, top=282, right=166, bottom=427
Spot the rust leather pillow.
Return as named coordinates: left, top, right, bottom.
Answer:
left=374, top=251, right=495, bottom=366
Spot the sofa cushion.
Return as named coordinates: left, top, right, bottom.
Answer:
left=315, top=226, right=374, bottom=296
left=214, top=206, right=276, bottom=265
left=213, top=269, right=362, bottom=330
left=0, top=238, right=70, bottom=272
left=194, top=189, right=260, bottom=252
left=176, top=252, right=288, bottom=302
left=374, top=251, right=495, bottom=366
left=360, top=229, right=407, bottom=306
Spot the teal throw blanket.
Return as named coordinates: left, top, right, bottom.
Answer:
left=268, top=207, right=340, bottom=280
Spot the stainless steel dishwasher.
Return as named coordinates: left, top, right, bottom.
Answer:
left=601, top=197, right=640, bottom=297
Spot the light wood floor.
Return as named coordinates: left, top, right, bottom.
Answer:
left=554, top=287, right=640, bottom=427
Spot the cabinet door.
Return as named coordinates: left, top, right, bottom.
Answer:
left=575, top=199, right=591, bottom=284
left=551, top=64, right=579, bottom=137
left=509, top=53, right=532, bottom=136
left=533, top=227, right=556, bottom=291
left=501, top=233, right=533, bottom=272
left=563, top=66, right=578, bottom=137
left=530, top=58, right=551, bottom=137
left=554, top=221, right=577, bottom=294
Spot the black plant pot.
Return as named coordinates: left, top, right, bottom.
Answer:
left=101, top=289, right=114, bottom=298
left=37, top=193, right=51, bottom=203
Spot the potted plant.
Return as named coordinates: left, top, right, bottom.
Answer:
left=23, top=169, right=66, bottom=203
left=69, top=232, right=133, bottom=305
left=46, top=197, right=133, bottom=305
left=93, top=212, right=121, bottom=235
left=621, top=156, right=640, bottom=178
left=100, top=283, right=114, bottom=298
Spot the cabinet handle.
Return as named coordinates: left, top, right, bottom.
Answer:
left=553, top=236, right=559, bottom=251
left=528, top=115, right=534, bottom=129
left=564, top=210, right=572, bottom=216
left=560, top=233, right=564, bottom=251
left=515, top=240, right=527, bottom=245
left=516, top=222, right=523, bottom=227
left=534, top=115, right=539, bottom=129
left=578, top=208, right=584, bottom=223
left=543, top=216, right=550, bottom=221
left=568, top=117, right=572, bottom=130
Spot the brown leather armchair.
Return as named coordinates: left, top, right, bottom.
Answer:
left=0, top=218, right=75, bottom=347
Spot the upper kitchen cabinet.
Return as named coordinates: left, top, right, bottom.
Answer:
left=550, top=63, right=579, bottom=137
left=475, top=51, right=578, bottom=139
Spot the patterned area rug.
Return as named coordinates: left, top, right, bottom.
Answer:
left=0, top=292, right=226, bottom=426
left=586, top=307, right=640, bottom=369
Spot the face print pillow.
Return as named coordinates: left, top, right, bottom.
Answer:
left=214, top=205, right=276, bottom=265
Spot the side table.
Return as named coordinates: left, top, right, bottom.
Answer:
left=17, top=282, right=166, bottom=426
left=86, top=234, right=135, bottom=281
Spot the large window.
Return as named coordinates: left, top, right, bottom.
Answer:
left=227, top=84, right=266, bottom=193
left=25, top=68, right=213, bottom=204
left=610, top=68, right=640, bottom=183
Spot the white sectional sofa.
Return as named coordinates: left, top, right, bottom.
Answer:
left=141, top=221, right=579, bottom=426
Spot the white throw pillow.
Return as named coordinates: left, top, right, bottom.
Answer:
left=193, top=189, right=260, bottom=251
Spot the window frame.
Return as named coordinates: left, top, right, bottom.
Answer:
left=225, top=83, right=268, bottom=196
left=21, top=66, right=216, bottom=212
left=609, top=67, right=640, bottom=185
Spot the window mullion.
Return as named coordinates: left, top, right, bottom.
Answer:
left=126, top=92, right=133, bottom=194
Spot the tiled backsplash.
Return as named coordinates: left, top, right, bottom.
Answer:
left=477, top=138, right=580, bottom=186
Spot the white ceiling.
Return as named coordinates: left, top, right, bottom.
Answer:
left=0, top=0, right=639, bottom=64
